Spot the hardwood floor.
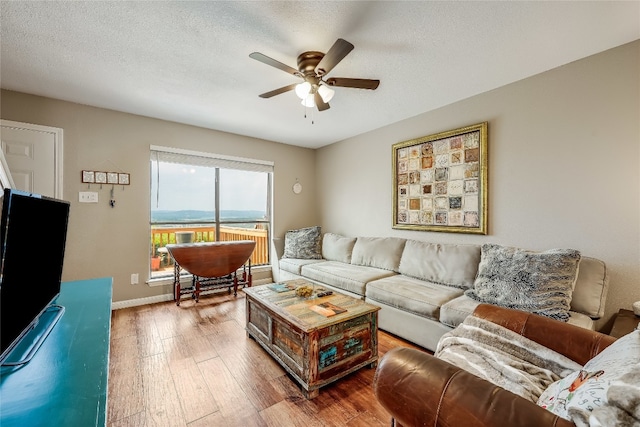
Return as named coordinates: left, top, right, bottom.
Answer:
left=108, top=289, right=424, bottom=426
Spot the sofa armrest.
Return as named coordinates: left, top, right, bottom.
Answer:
left=272, top=237, right=285, bottom=260
left=374, top=347, right=576, bottom=427
left=472, top=304, right=616, bottom=366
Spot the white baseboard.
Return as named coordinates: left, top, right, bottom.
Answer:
left=111, top=294, right=174, bottom=310
left=111, top=278, right=273, bottom=310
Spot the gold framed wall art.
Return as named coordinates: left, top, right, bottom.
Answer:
left=392, top=122, right=488, bottom=234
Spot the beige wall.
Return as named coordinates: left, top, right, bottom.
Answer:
left=317, top=40, right=640, bottom=331
left=0, top=90, right=318, bottom=302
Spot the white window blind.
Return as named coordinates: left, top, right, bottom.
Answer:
left=150, top=145, right=274, bottom=173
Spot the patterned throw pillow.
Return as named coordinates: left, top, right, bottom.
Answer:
left=464, top=244, right=581, bottom=321
left=282, top=226, right=322, bottom=259
left=537, top=330, right=640, bottom=423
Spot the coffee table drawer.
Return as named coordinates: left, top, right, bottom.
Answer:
left=247, top=301, right=270, bottom=337
left=273, top=320, right=305, bottom=374
left=246, top=299, right=305, bottom=377
left=320, top=312, right=372, bottom=338
left=318, top=315, right=376, bottom=379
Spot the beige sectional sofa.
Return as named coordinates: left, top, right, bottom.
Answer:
left=277, top=233, right=609, bottom=351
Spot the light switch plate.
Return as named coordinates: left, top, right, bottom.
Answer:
left=79, top=191, right=99, bottom=203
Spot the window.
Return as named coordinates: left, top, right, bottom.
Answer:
left=149, top=146, right=273, bottom=278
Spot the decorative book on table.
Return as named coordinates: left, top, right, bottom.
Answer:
left=268, top=283, right=294, bottom=292
left=309, top=302, right=347, bottom=317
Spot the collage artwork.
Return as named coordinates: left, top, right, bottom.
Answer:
left=394, top=123, right=486, bottom=234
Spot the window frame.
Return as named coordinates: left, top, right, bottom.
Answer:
left=149, top=145, right=273, bottom=281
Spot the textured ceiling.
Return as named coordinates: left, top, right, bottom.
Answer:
left=1, top=1, right=638, bottom=149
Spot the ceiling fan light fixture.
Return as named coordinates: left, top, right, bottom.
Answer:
left=317, top=84, right=335, bottom=103
left=250, top=38, right=379, bottom=113
left=301, top=94, right=315, bottom=108
left=295, top=82, right=311, bottom=99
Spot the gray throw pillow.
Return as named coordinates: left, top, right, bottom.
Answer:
left=282, top=226, right=322, bottom=259
left=465, top=244, right=581, bottom=321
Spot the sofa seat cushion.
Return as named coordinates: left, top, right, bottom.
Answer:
left=301, top=261, right=397, bottom=296
left=566, top=312, right=594, bottom=330
left=440, top=294, right=482, bottom=328
left=441, top=295, right=594, bottom=330
left=279, top=258, right=325, bottom=275
left=366, top=275, right=464, bottom=321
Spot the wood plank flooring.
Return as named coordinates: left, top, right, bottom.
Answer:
left=108, top=289, right=425, bottom=426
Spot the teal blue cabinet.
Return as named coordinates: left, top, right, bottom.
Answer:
left=0, top=277, right=113, bottom=426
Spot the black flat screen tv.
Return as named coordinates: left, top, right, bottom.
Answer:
left=0, top=188, right=70, bottom=364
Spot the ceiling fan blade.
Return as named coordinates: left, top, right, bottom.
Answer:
left=258, top=83, right=298, bottom=98
left=249, top=52, right=300, bottom=76
left=315, top=39, right=354, bottom=76
left=314, top=92, right=330, bottom=111
left=326, top=77, right=380, bottom=90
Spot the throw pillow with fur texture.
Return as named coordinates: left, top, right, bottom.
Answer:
left=282, top=226, right=322, bottom=260
left=465, top=243, right=581, bottom=321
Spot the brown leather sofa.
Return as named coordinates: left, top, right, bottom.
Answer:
left=373, top=304, right=616, bottom=427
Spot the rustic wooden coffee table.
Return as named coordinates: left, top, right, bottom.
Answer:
left=244, top=279, right=380, bottom=399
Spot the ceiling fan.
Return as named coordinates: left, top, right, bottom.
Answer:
left=249, top=38, right=380, bottom=112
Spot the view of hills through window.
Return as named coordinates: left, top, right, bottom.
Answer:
left=151, top=209, right=267, bottom=226
left=151, top=162, right=268, bottom=225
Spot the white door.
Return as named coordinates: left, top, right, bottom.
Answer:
left=0, top=120, right=63, bottom=198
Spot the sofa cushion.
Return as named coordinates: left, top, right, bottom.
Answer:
left=440, top=295, right=594, bottom=330
left=351, top=237, right=406, bottom=272
left=322, top=233, right=356, bottom=264
left=570, top=257, right=608, bottom=319
left=465, top=244, right=581, bottom=322
left=279, top=258, right=325, bottom=275
left=366, top=275, right=464, bottom=321
left=282, top=226, right=322, bottom=259
left=399, top=240, right=481, bottom=289
left=537, top=330, right=640, bottom=424
left=440, top=295, right=482, bottom=328
left=565, top=312, right=595, bottom=330
left=301, top=261, right=397, bottom=296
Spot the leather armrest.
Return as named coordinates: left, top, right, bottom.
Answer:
left=374, top=347, right=576, bottom=427
left=472, top=304, right=616, bottom=365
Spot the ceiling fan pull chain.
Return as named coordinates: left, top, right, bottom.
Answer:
left=302, top=102, right=315, bottom=124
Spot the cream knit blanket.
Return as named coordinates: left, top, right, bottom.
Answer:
left=435, top=315, right=581, bottom=402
